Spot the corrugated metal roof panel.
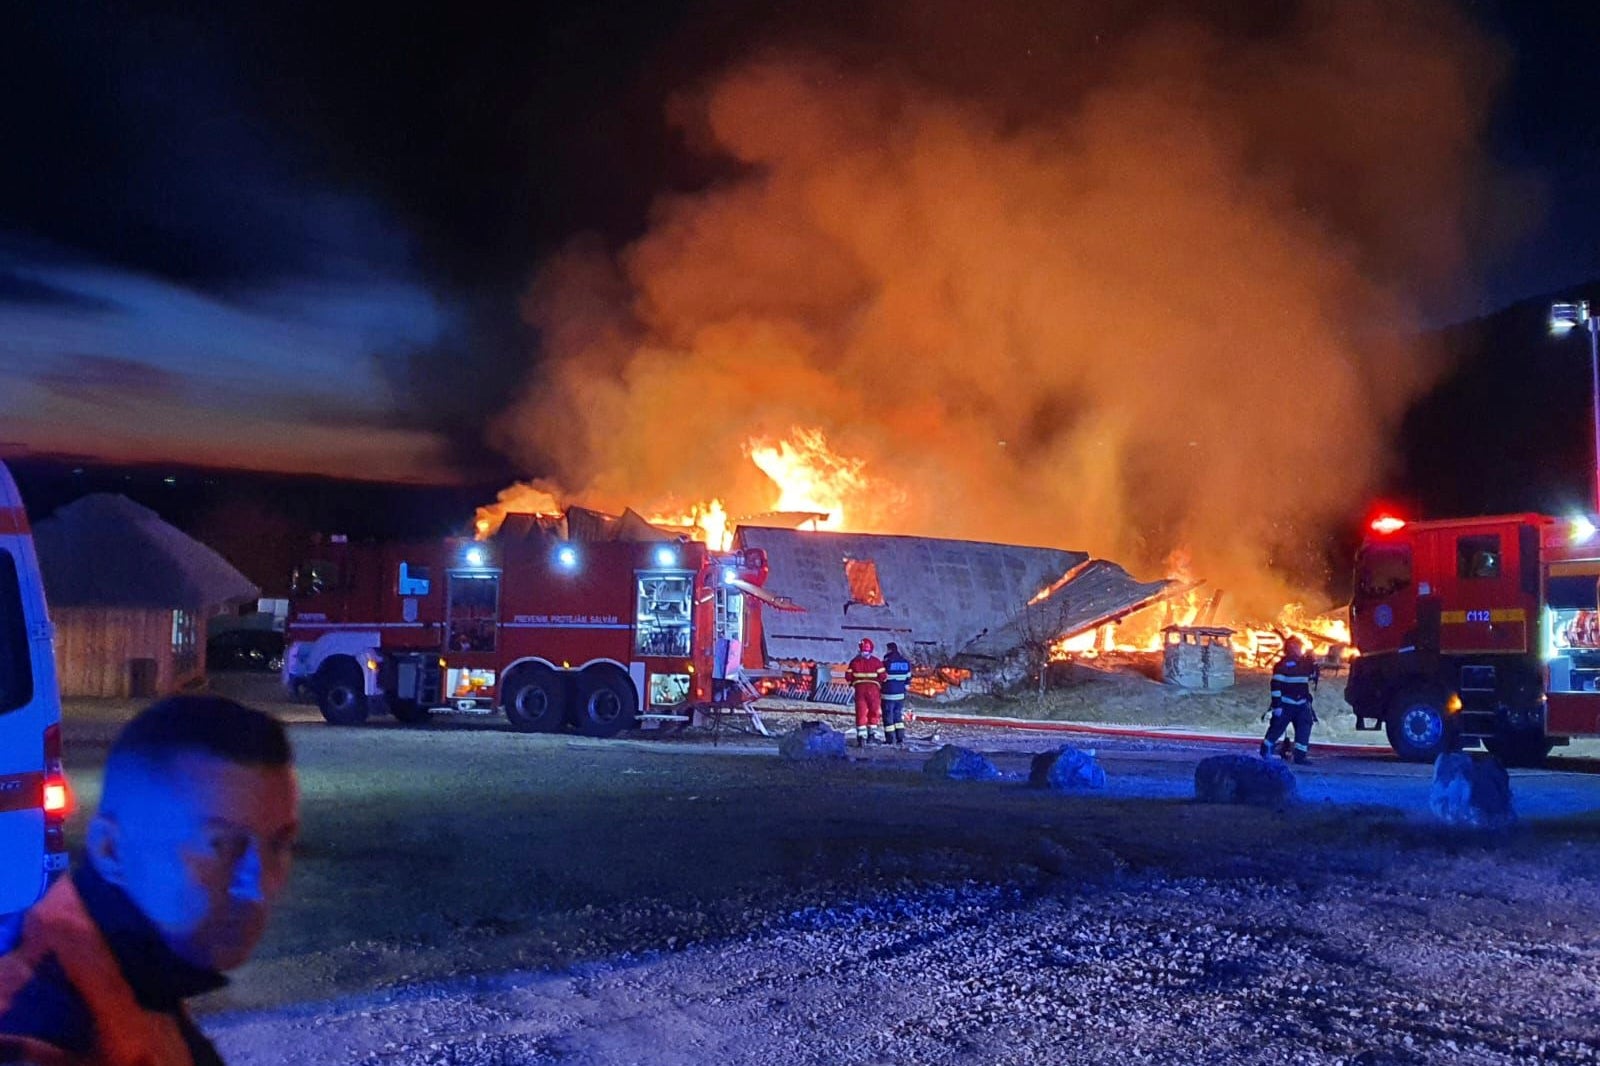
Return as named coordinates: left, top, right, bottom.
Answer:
left=963, top=560, right=1172, bottom=659
left=739, top=526, right=1092, bottom=661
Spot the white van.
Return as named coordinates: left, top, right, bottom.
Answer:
left=0, top=461, right=68, bottom=946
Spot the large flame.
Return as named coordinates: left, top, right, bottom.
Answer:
left=745, top=428, right=874, bottom=530
left=478, top=427, right=887, bottom=546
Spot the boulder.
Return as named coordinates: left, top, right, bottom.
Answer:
left=1193, top=754, right=1297, bottom=806
left=779, top=721, right=848, bottom=761
left=1429, top=753, right=1515, bottom=829
left=923, top=744, right=1001, bottom=781
left=1029, top=745, right=1107, bottom=791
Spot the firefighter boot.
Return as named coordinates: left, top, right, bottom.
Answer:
left=1293, top=746, right=1311, bottom=765
left=894, top=730, right=905, bottom=745
left=1259, top=740, right=1272, bottom=759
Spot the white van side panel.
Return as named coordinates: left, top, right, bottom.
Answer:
left=0, top=464, right=62, bottom=917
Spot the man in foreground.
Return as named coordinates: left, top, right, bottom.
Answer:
left=0, top=695, right=299, bottom=1065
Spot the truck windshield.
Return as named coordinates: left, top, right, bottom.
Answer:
left=1356, top=544, right=1412, bottom=598
left=0, top=549, right=33, bottom=715
left=291, top=559, right=340, bottom=597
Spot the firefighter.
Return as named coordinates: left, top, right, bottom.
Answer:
left=1260, top=636, right=1320, bottom=764
left=881, top=641, right=913, bottom=745
left=846, top=638, right=887, bottom=746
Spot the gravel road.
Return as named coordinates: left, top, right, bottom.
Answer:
left=212, top=859, right=1600, bottom=1065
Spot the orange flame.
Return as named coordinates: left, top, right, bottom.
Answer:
left=745, top=428, right=870, bottom=530
left=645, top=499, right=733, bottom=551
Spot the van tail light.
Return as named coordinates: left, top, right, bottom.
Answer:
left=42, top=724, right=71, bottom=820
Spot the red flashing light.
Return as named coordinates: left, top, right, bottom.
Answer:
left=1369, top=515, right=1407, bottom=535
left=42, top=723, right=71, bottom=818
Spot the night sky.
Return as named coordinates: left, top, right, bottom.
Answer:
left=3, top=0, right=1599, bottom=487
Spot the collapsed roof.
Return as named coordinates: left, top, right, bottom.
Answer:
left=737, top=526, right=1171, bottom=664
left=493, top=506, right=669, bottom=544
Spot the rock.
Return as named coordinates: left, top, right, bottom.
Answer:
left=923, top=744, right=1001, bottom=781
left=1429, top=753, right=1515, bottom=829
left=1029, top=746, right=1107, bottom=790
left=1193, top=754, right=1297, bottom=806
left=779, top=721, right=848, bottom=761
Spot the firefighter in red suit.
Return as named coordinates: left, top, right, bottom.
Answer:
left=847, top=638, right=887, bottom=747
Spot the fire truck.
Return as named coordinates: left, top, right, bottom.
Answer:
left=283, top=512, right=782, bottom=736
left=1348, top=511, right=1600, bottom=765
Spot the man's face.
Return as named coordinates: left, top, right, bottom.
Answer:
left=96, top=754, right=299, bottom=972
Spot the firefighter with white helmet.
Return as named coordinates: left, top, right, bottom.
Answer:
left=846, top=638, right=887, bottom=747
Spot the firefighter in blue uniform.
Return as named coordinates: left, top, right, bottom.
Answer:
left=881, top=642, right=913, bottom=745
left=1260, top=636, right=1319, bottom=764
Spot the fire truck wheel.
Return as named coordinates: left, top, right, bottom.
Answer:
left=316, top=660, right=370, bottom=726
left=503, top=665, right=565, bottom=733
left=573, top=668, right=637, bottom=738
left=1385, top=686, right=1448, bottom=763
left=1483, top=731, right=1553, bottom=768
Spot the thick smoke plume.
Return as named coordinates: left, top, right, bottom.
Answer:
left=494, top=0, right=1506, bottom=615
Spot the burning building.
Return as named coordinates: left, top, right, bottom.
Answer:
left=738, top=526, right=1171, bottom=698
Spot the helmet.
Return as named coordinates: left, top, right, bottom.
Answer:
left=1284, top=635, right=1307, bottom=656
left=858, top=638, right=874, bottom=653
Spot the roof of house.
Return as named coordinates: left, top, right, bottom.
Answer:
left=739, top=526, right=1170, bottom=663
left=32, top=494, right=260, bottom=610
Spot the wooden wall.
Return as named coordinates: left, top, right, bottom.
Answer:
left=51, top=607, right=208, bottom=699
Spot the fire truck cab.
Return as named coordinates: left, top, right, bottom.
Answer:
left=1348, top=511, right=1600, bottom=764
left=284, top=516, right=776, bottom=737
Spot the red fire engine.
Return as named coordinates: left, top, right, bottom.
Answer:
left=283, top=512, right=781, bottom=735
left=1348, top=510, right=1600, bottom=764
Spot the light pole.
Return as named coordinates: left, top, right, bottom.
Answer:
left=1550, top=300, right=1600, bottom=514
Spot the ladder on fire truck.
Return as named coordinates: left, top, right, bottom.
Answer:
left=696, top=585, right=771, bottom=743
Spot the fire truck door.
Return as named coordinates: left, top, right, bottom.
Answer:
left=445, top=571, right=500, bottom=653
left=1351, top=541, right=1415, bottom=652
left=1441, top=528, right=1528, bottom=654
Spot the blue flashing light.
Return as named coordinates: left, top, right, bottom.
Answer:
left=655, top=546, right=678, bottom=568
left=556, top=545, right=579, bottom=570
left=464, top=546, right=487, bottom=568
